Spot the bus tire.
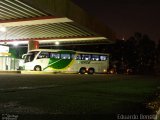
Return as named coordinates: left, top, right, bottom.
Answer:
left=34, top=65, right=42, bottom=71
left=88, top=68, right=95, bottom=74
left=79, top=67, right=86, bottom=74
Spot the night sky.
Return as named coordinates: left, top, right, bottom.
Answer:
left=73, top=0, right=160, bottom=43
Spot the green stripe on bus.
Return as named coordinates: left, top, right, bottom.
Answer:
left=48, top=58, right=72, bottom=69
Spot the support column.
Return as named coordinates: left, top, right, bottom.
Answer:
left=28, top=41, right=39, bottom=51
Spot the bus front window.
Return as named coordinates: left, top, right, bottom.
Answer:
left=24, top=51, right=38, bottom=63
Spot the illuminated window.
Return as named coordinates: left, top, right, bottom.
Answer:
left=75, top=54, right=81, bottom=60
left=38, top=52, right=49, bottom=59
left=61, top=54, right=71, bottom=59
left=91, top=55, right=100, bottom=61
left=71, top=54, right=75, bottom=59
left=50, top=52, right=60, bottom=59
left=81, top=54, right=91, bottom=60
left=100, top=55, right=108, bottom=61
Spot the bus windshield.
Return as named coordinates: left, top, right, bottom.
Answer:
left=24, top=51, right=39, bottom=63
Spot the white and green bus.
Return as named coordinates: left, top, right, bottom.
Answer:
left=23, top=49, right=109, bottom=74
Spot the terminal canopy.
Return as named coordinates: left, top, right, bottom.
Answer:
left=0, top=0, right=115, bottom=46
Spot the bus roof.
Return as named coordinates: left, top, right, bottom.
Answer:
left=29, top=49, right=109, bottom=55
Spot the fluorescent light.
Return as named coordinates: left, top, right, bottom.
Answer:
left=0, top=18, right=73, bottom=27
left=0, top=26, right=6, bottom=32
left=12, top=42, right=19, bottom=46
left=55, top=41, right=60, bottom=45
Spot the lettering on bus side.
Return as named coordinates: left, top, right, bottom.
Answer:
left=80, top=61, right=91, bottom=64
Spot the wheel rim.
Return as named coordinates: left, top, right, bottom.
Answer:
left=35, top=67, right=41, bottom=71
left=82, top=69, right=85, bottom=73
left=89, top=70, right=93, bottom=73
left=88, top=69, right=94, bottom=74
left=80, top=68, right=86, bottom=74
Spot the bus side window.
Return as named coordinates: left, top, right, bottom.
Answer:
left=75, top=54, right=81, bottom=60
left=61, top=54, right=71, bottom=59
left=50, top=52, right=60, bottom=59
left=71, top=54, right=75, bottom=59
left=100, top=55, right=108, bottom=61
left=91, top=55, right=100, bottom=61
left=37, top=52, right=49, bottom=59
left=81, top=54, right=91, bottom=60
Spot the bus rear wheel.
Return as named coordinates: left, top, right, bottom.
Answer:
left=34, top=65, right=42, bottom=71
left=88, top=68, right=95, bottom=74
left=79, top=67, right=86, bottom=74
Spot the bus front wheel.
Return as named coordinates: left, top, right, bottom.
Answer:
left=34, top=65, right=42, bottom=71
left=79, top=67, right=86, bottom=74
left=88, top=68, right=95, bottom=74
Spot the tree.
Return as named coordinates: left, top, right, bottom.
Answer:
left=136, top=35, right=156, bottom=73
left=110, top=32, right=156, bottom=74
left=155, top=40, right=160, bottom=74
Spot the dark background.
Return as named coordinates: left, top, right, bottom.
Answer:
left=73, top=0, right=160, bottom=43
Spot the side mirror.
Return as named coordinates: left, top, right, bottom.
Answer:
left=22, top=54, right=27, bottom=59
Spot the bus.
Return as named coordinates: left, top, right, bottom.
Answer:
left=23, top=49, right=109, bottom=74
